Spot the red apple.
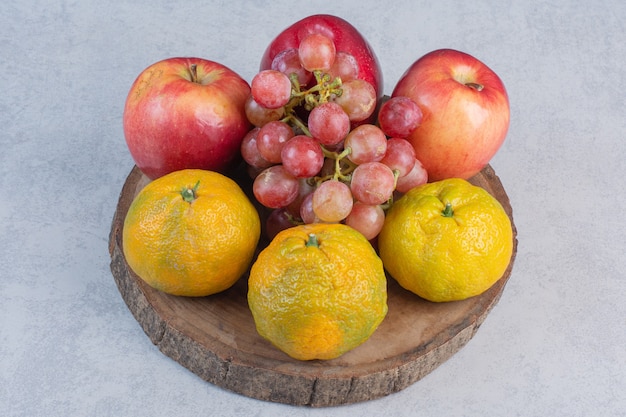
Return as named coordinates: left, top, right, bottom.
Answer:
left=392, top=49, right=510, bottom=181
left=259, top=14, right=383, bottom=100
left=123, top=57, right=251, bottom=180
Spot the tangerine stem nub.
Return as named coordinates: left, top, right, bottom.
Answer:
left=181, top=181, right=200, bottom=203
left=442, top=202, right=454, bottom=217
left=306, top=233, right=319, bottom=247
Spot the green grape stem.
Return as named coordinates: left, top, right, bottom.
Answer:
left=392, top=169, right=400, bottom=190
left=281, top=70, right=343, bottom=136
left=314, top=146, right=356, bottom=184
left=281, top=113, right=311, bottom=137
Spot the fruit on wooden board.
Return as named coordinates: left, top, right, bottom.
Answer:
left=247, top=223, right=388, bottom=360
left=378, top=178, right=514, bottom=302
left=118, top=15, right=515, bottom=363
left=122, top=169, right=260, bottom=297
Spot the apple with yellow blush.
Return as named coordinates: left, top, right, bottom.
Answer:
left=392, top=49, right=510, bottom=181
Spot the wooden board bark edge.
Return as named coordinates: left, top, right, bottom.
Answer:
left=109, top=164, right=517, bottom=407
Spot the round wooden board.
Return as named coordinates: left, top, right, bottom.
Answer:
left=109, top=164, right=517, bottom=407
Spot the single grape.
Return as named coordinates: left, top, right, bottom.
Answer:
left=332, top=79, right=376, bottom=122
left=323, top=139, right=345, bottom=153
left=271, top=48, right=313, bottom=87
left=252, top=165, right=300, bottom=209
left=299, top=192, right=318, bottom=224
left=245, top=95, right=285, bottom=127
left=344, top=124, right=387, bottom=164
left=251, top=69, right=293, bottom=109
left=298, top=33, right=336, bottom=72
left=256, top=120, right=294, bottom=164
left=380, top=137, right=416, bottom=177
left=345, top=202, right=385, bottom=241
left=378, top=96, right=423, bottom=138
left=266, top=208, right=296, bottom=240
left=318, top=156, right=337, bottom=178
left=246, top=164, right=265, bottom=180
left=286, top=178, right=315, bottom=220
left=308, top=102, right=350, bottom=146
left=312, top=180, right=353, bottom=223
left=281, top=135, right=324, bottom=178
left=395, top=158, right=428, bottom=193
left=327, top=51, right=359, bottom=83
left=350, top=162, right=395, bottom=205
left=241, top=127, right=273, bottom=169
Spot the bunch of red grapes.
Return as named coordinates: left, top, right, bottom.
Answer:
left=241, top=33, right=427, bottom=240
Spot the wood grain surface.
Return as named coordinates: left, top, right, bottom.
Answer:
left=109, top=164, right=517, bottom=407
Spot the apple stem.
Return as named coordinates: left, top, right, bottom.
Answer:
left=189, top=64, right=199, bottom=84
left=465, top=82, right=484, bottom=92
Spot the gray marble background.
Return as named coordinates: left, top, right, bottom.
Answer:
left=2, top=1, right=625, bottom=416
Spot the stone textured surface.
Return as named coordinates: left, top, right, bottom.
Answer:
left=2, top=1, right=626, bottom=416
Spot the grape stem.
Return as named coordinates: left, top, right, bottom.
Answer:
left=392, top=169, right=400, bottom=190
left=315, top=146, right=355, bottom=183
left=285, top=211, right=304, bottom=226
left=280, top=70, right=343, bottom=137
left=332, top=148, right=354, bottom=181
left=282, top=113, right=311, bottom=137
left=377, top=170, right=402, bottom=211
left=379, top=199, right=393, bottom=211
left=292, top=71, right=342, bottom=108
